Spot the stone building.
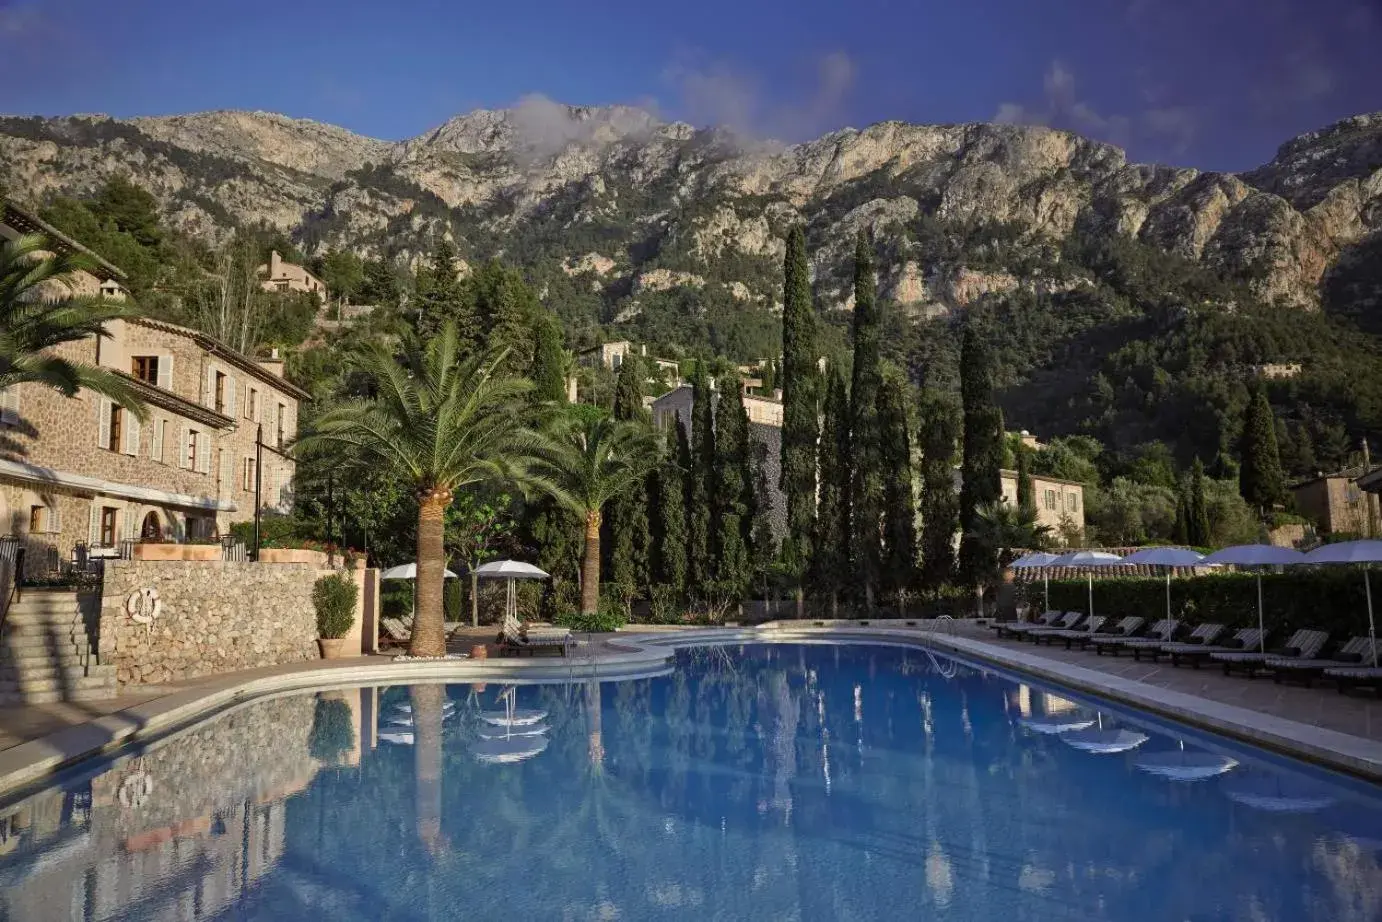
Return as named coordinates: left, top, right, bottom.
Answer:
left=650, top=383, right=785, bottom=538
left=0, top=209, right=308, bottom=574
left=1292, top=471, right=1378, bottom=537
left=1000, top=469, right=1086, bottom=539
left=1, top=202, right=128, bottom=302
left=577, top=340, right=680, bottom=378
left=257, top=250, right=327, bottom=302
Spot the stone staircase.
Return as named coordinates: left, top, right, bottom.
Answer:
left=0, top=590, right=115, bottom=704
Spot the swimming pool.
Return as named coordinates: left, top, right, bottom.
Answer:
left=2, top=642, right=1380, bottom=921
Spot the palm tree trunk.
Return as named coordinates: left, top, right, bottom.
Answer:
left=411, top=684, right=445, bottom=853
left=795, top=587, right=804, bottom=620
left=581, top=509, right=602, bottom=616
left=411, top=488, right=450, bottom=657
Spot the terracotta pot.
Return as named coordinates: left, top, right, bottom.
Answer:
left=132, top=543, right=221, bottom=562
left=318, top=638, right=347, bottom=659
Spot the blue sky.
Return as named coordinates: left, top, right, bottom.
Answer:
left=0, top=0, right=1377, bottom=171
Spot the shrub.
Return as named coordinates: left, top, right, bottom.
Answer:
left=313, top=573, right=358, bottom=638
left=308, top=696, right=356, bottom=764
left=555, top=586, right=627, bottom=633
left=648, top=584, right=685, bottom=623
left=1039, top=569, right=1377, bottom=637
left=444, top=578, right=465, bottom=622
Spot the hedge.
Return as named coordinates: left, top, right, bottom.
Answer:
left=1031, top=570, right=1379, bottom=639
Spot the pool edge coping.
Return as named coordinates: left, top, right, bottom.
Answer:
left=2, top=623, right=1381, bottom=798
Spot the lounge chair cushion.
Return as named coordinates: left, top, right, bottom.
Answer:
left=1282, top=647, right=1302, bottom=658
left=1220, top=638, right=1245, bottom=649
left=1335, top=651, right=1364, bottom=664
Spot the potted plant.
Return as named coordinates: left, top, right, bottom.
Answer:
left=313, top=572, right=358, bottom=658
left=308, top=695, right=357, bottom=764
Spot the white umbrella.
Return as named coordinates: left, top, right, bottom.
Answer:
left=471, top=735, right=549, bottom=764
left=478, top=723, right=550, bottom=740
left=1020, top=715, right=1096, bottom=735
left=1012, top=552, right=1061, bottom=611
left=1120, top=547, right=1208, bottom=630
left=1134, top=741, right=1237, bottom=781
left=1303, top=540, right=1382, bottom=666
left=1050, top=550, right=1124, bottom=618
left=471, top=559, right=551, bottom=628
left=1224, top=774, right=1335, bottom=813
left=1203, top=545, right=1307, bottom=652
left=1060, top=713, right=1148, bottom=754
left=380, top=563, right=460, bottom=580
left=378, top=729, right=415, bottom=746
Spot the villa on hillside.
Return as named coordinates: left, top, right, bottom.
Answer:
left=999, top=469, right=1086, bottom=540
left=0, top=207, right=309, bottom=576
left=1293, top=470, right=1379, bottom=538
left=257, top=250, right=327, bottom=302
left=577, top=341, right=680, bottom=378
left=1, top=203, right=129, bottom=303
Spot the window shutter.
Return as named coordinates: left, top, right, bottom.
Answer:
left=0, top=387, right=18, bottom=425
left=220, top=449, right=233, bottom=489
left=254, top=390, right=262, bottom=422
left=179, top=425, right=190, bottom=469
left=197, top=432, right=211, bottom=474
left=151, top=418, right=164, bottom=462
left=123, top=415, right=140, bottom=456
left=97, top=399, right=112, bottom=449
left=204, top=366, right=217, bottom=409
left=87, top=503, right=99, bottom=544
left=225, top=377, right=237, bottom=418
left=157, top=354, right=173, bottom=391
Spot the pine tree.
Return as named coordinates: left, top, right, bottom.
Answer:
left=957, top=322, right=1004, bottom=590
left=848, top=232, right=885, bottom=611
left=415, top=239, right=480, bottom=346
left=917, top=390, right=960, bottom=591
left=649, top=430, right=688, bottom=593
left=1239, top=386, right=1285, bottom=519
left=1190, top=457, right=1212, bottom=546
left=712, top=378, right=752, bottom=596
left=879, top=376, right=918, bottom=604
left=472, top=259, right=539, bottom=367
left=811, top=368, right=852, bottom=614
left=606, top=356, right=650, bottom=600
left=529, top=317, right=568, bottom=403
left=686, top=369, right=715, bottom=592
left=778, top=224, right=819, bottom=616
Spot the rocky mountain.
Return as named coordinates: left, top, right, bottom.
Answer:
left=1, top=105, right=1380, bottom=321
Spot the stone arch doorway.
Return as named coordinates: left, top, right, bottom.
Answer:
left=140, top=511, right=162, bottom=541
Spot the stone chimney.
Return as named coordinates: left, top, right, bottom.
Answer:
left=257, top=346, right=285, bottom=379
left=269, top=250, right=283, bottom=278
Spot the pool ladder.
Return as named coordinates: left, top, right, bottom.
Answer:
left=921, top=616, right=958, bottom=679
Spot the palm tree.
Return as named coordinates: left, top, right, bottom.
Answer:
left=297, top=323, right=537, bottom=656
left=972, top=501, right=1053, bottom=569
left=0, top=233, right=145, bottom=412
left=528, top=412, right=657, bottom=616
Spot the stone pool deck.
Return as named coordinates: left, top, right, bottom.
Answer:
left=2, top=621, right=1382, bottom=797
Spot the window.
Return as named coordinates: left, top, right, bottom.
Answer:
left=107, top=403, right=123, bottom=452
left=242, top=457, right=257, bottom=492
left=29, top=505, right=43, bottom=533
left=1044, top=489, right=1057, bottom=511
left=611, top=353, right=622, bottom=369
left=276, top=403, right=286, bottom=447
left=151, top=418, right=166, bottom=463
left=1067, top=493, right=1080, bottom=513
left=246, top=387, right=258, bottom=420
left=187, top=428, right=199, bottom=472
left=99, top=507, right=117, bottom=546
left=0, top=386, right=18, bottom=426
left=140, top=511, right=162, bottom=541
left=275, top=281, right=290, bottom=292
left=131, top=356, right=159, bottom=384
left=214, top=371, right=227, bottom=415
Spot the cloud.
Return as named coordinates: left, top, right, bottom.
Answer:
left=992, top=60, right=1196, bottom=156
left=662, top=50, right=858, bottom=142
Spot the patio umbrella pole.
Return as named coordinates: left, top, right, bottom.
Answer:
left=1367, top=565, right=1377, bottom=668
left=1087, top=574, right=1094, bottom=618
left=1165, top=571, right=1171, bottom=624
left=1044, top=574, right=1049, bottom=612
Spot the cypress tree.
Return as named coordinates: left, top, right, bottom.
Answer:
left=811, top=368, right=852, bottom=614
left=748, top=438, right=777, bottom=594
left=1190, top=457, right=1212, bottom=546
left=649, top=431, right=688, bottom=593
left=606, top=357, right=650, bottom=600
left=779, top=224, right=819, bottom=616
left=879, top=376, right=918, bottom=605
left=1239, top=386, right=1285, bottom=519
left=848, top=232, right=885, bottom=611
left=917, top=391, right=960, bottom=591
left=686, top=369, right=715, bottom=592
left=712, top=378, right=752, bottom=596
left=1016, top=444, right=1036, bottom=517
left=415, top=239, right=480, bottom=346
left=1173, top=482, right=1191, bottom=545
left=529, top=317, right=568, bottom=403
left=957, top=323, right=1004, bottom=590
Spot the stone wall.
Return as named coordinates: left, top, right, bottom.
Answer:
left=99, top=559, right=333, bottom=686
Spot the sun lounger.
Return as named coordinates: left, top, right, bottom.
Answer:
left=1211, top=629, right=1329, bottom=677
left=380, top=617, right=411, bottom=646
left=497, top=612, right=572, bottom=656
left=1325, top=663, right=1382, bottom=694
left=1035, top=616, right=1108, bottom=648
left=993, top=611, right=1063, bottom=639
left=1129, top=622, right=1218, bottom=661
left=1094, top=619, right=1171, bottom=655
left=1266, top=637, right=1378, bottom=686
left=1012, top=612, right=1086, bottom=641
left=1087, top=617, right=1162, bottom=656
left=1164, top=627, right=1263, bottom=668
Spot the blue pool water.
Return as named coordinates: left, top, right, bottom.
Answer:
left=3, top=643, right=1382, bottom=920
